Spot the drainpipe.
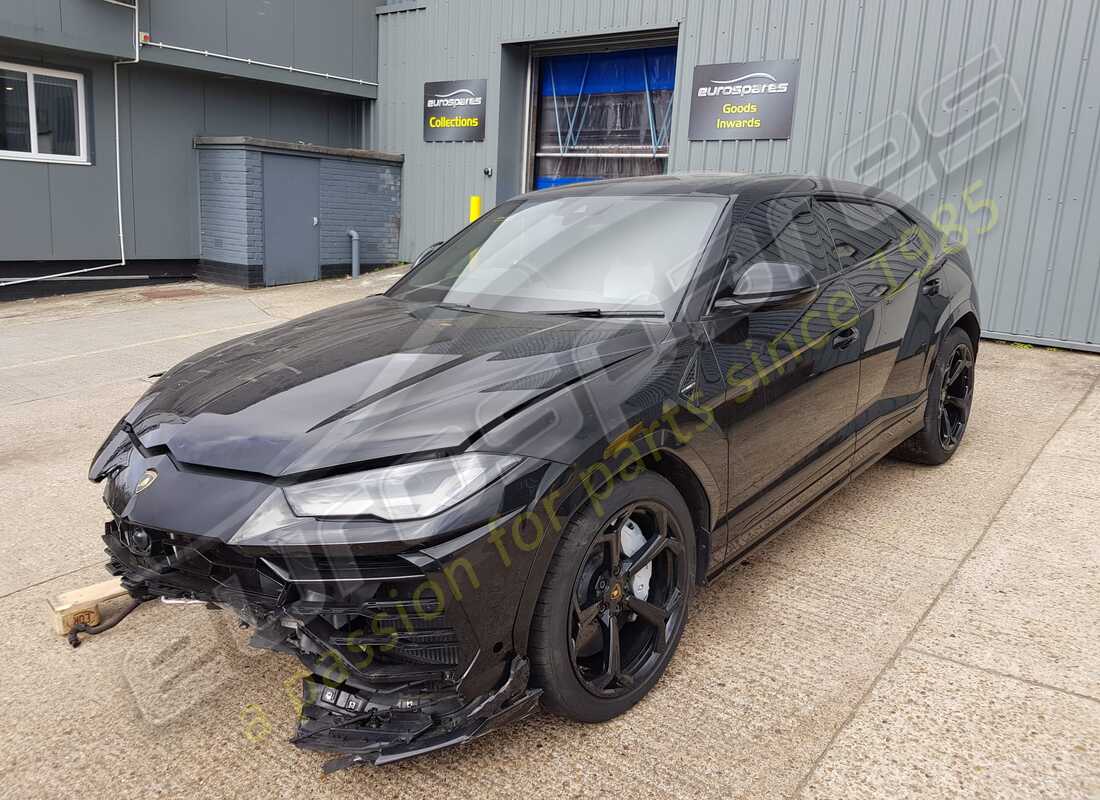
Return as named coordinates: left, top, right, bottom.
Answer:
left=348, top=229, right=360, bottom=278
left=110, top=0, right=140, bottom=265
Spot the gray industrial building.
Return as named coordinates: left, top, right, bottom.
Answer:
left=0, top=0, right=391, bottom=289
left=2, top=0, right=1099, bottom=352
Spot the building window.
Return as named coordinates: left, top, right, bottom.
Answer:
left=0, top=61, right=87, bottom=164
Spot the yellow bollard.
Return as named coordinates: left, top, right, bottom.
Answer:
left=469, top=195, right=482, bottom=222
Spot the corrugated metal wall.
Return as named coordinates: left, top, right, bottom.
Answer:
left=373, top=0, right=1100, bottom=351
left=373, top=0, right=689, bottom=263
left=671, top=0, right=1100, bottom=351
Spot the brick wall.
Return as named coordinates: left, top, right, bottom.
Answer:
left=197, top=149, right=264, bottom=267
left=320, top=157, right=402, bottom=268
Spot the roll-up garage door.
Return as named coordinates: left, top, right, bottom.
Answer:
left=533, top=45, right=677, bottom=190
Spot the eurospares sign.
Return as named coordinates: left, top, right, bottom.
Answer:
left=688, top=60, right=799, bottom=141
left=423, top=79, right=487, bottom=142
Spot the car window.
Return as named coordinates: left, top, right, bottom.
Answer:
left=387, top=194, right=727, bottom=316
left=817, top=199, right=916, bottom=269
left=875, top=202, right=918, bottom=241
left=716, top=196, right=837, bottom=300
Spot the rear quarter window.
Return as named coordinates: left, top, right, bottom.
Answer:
left=818, top=199, right=917, bottom=269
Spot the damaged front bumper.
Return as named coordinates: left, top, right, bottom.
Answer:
left=295, top=657, right=538, bottom=771
left=102, top=516, right=542, bottom=769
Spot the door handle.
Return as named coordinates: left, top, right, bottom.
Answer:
left=832, top=328, right=858, bottom=350
left=312, top=216, right=319, bottom=227
left=922, top=278, right=941, bottom=296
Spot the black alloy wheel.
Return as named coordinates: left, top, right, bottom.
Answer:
left=892, top=326, right=976, bottom=465
left=529, top=471, right=696, bottom=722
left=568, top=502, right=688, bottom=698
left=938, top=342, right=973, bottom=452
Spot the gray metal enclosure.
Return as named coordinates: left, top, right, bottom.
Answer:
left=372, top=0, right=1100, bottom=352
left=195, top=138, right=403, bottom=288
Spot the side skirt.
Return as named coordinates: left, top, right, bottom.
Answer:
left=707, top=470, right=852, bottom=583
left=707, top=398, right=929, bottom=582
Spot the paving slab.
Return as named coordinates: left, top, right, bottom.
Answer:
left=799, top=649, right=1100, bottom=800
left=910, top=462, right=1100, bottom=699
left=1016, top=451, right=1100, bottom=501
left=0, top=379, right=158, bottom=593
left=1043, top=384, right=1100, bottom=465
left=0, top=297, right=272, bottom=368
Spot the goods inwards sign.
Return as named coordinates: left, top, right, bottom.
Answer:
left=687, top=60, right=799, bottom=141
left=424, top=79, right=487, bottom=142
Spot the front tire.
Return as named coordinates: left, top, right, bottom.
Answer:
left=893, top=326, right=975, bottom=465
left=529, top=471, right=695, bottom=722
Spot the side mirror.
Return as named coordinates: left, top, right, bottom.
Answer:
left=714, top=261, right=819, bottom=311
left=412, top=241, right=444, bottom=268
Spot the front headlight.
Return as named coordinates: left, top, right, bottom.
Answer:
left=282, top=453, right=521, bottom=521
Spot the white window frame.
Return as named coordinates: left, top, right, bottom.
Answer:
left=0, top=60, right=89, bottom=165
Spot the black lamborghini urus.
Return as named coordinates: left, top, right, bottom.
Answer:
left=90, top=174, right=979, bottom=769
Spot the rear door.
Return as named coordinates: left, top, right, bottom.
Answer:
left=709, top=196, right=861, bottom=559
left=815, top=198, right=928, bottom=466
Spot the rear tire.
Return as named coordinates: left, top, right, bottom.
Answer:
left=529, top=471, right=695, bottom=722
left=892, top=326, right=975, bottom=465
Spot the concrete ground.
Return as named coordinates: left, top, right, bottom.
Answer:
left=1, top=273, right=1097, bottom=800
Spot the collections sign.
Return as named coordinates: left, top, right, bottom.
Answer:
left=687, top=60, right=799, bottom=141
left=423, top=79, right=487, bottom=142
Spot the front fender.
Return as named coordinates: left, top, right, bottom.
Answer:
left=508, top=406, right=722, bottom=657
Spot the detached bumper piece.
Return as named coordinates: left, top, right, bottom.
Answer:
left=101, top=518, right=540, bottom=768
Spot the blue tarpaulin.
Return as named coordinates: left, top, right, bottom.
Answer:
left=540, top=46, right=677, bottom=96
left=534, top=176, right=598, bottom=189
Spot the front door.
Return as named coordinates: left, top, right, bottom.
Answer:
left=708, top=196, right=861, bottom=559
left=263, top=154, right=320, bottom=287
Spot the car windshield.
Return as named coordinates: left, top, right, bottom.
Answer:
left=387, top=194, right=727, bottom=316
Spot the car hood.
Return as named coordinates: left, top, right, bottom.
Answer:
left=92, top=296, right=663, bottom=478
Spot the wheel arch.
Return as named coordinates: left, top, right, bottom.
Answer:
left=954, top=311, right=981, bottom=353
left=632, top=449, right=712, bottom=581
left=928, top=300, right=981, bottom=384
left=511, top=444, right=714, bottom=658
left=554, top=444, right=713, bottom=586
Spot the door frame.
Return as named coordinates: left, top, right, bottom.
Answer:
left=523, top=30, right=681, bottom=192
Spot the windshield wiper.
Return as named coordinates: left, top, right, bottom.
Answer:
left=539, top=308, right=665, bottom=318
left=433, top=303, right=664, bottom=318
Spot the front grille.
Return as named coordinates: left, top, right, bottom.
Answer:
left=269, top=553, right=425, bottom=583
left=325, top=606, right=462, bottom=668
left=104, top=520, right=284, bottom=606
left=300, top=574, right=462, bottom=676
left=104, top=517, right=464, bottom=681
